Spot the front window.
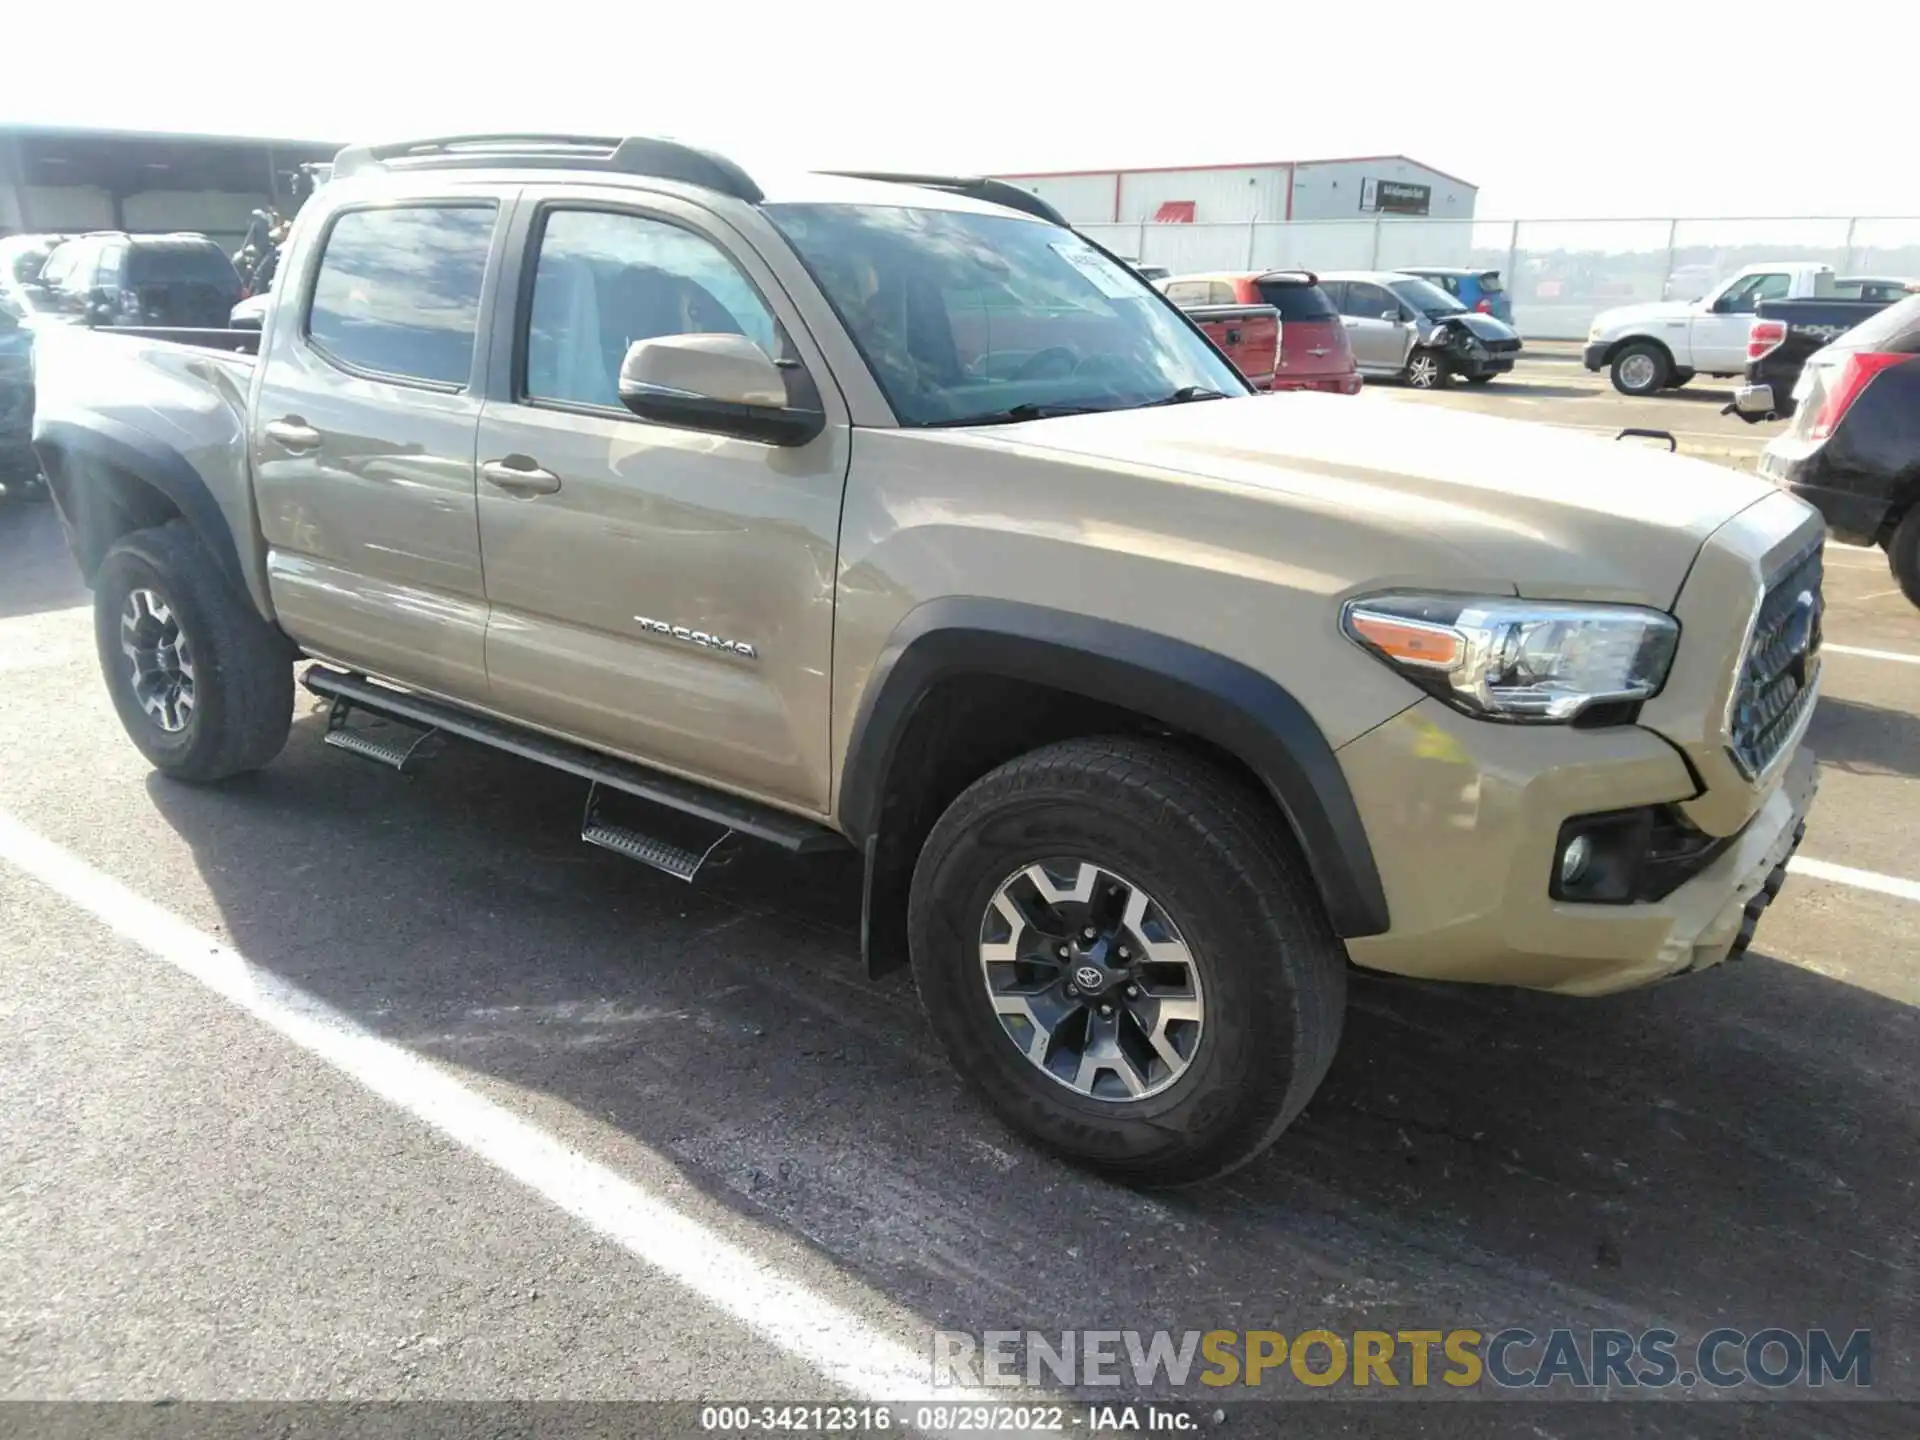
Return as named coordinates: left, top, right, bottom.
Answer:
left=1388, top=276, right=1468, bottom=318
left=1477, top=271, right=1505, bottom=294
left=765, top=203, right=1246, bottom=426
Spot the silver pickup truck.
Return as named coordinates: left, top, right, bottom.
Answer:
left=32, top=134, right=1825, bottom=1186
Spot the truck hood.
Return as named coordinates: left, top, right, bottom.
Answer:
left=1592, top=300, right=1693, bottom=333
left=959, top=393, right=1776, bottom=607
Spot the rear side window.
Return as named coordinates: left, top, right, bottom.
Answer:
left=127, top=243, right=239, bottom=291
left=1162, top=280, right=1210, bottom=306
left=1255, top=280, right=1338, bottom=320
left=308, top=204, right=497, bottom=387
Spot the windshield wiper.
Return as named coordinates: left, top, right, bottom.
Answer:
left=1141, top=386, right=1231, bottom=407
left=924, top=402, right=1110, bottom=428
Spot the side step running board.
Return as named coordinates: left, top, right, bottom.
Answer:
left=302, top=666, right=844, bottom=856
left=580, top=781, right=732, bottom=882
left=322, top=696, right=437, bottom=772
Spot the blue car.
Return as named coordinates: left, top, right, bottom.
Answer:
left=1396, top=267, right=1513, bottom=326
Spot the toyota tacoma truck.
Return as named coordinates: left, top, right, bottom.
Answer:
left=1585, top=262, right=1841, bottom=396
left=34, top=134, right=1826, bottom=1186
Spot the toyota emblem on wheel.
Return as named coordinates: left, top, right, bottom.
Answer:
left=1072, top=964, right=1105, bottom=992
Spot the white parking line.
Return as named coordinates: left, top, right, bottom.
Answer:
left=1824, top=643, right=1920, bottom=666
left=1789, top=857, right=1920, bottom=905
left=0, top=810, right=958, bottom=1409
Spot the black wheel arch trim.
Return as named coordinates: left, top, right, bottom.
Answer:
left=840, top=598, right=1390, bottom=939
left=35, top=417, right=251, bottom=599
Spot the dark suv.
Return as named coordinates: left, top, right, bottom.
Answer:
left=33, top=232, right=242, bottom=329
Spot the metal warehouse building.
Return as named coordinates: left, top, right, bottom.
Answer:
left=1, top=126, right=338, bottom=254
left=995, top=155, right=1477, bottom=226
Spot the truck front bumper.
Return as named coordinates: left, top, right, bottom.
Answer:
left=1581, top=341, right=1610, bottom=371
left=1338, top=699, right=1818, bottom=997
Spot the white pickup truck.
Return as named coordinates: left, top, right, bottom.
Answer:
left=1583, top=263, right=1837, bottom=395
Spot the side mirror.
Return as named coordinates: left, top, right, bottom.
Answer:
left=1381, top=308, right=1403, bottom=323
left=617, top=334, right=824, bottom=447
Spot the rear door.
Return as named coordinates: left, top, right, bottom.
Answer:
left=251, top=192, right=512, bottom=703
left=1337, top=280, right=1411, bottom=372
left=469, top=188, right=851, bottom=812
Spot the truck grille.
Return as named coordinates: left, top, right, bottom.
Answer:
left=1727, top=542, right=1824, bottom=779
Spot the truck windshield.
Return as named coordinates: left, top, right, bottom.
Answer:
left=765, top=203, right=1247, bottom=425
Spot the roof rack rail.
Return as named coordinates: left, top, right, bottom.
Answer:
left=330, top=134, right=763, bottom=204
left=821, top=172, right=1070, bottom=227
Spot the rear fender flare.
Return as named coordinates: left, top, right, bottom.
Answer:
left=37, top=416, right=253, bottom=607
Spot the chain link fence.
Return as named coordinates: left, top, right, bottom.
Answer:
left=1076, top=217, right=1920, bottom=340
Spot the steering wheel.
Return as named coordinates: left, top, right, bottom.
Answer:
left=1009, top=346, right=1079, bottom=381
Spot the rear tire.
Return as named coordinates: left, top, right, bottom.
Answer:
left=93, top=520, right=293, bottom=782
left=907, top=736, right=1347, bottom=1187
left=1888, top=507, right=1920, bottom=610
left=1610, top=341, right=1671, bottom=396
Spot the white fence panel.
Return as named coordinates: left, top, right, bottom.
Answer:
left=1076, top=214, right=1920, bottom=338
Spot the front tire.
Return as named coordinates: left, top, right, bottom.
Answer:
left=907, top=736, right=1347, bottom=1187
left=1888, top=507, right=1920, bottom=610
left=1464, top=373, right=1496, bottom=386
left=1404, top=348, right=1451, bottom=389
left=1610, top=341, right=1671, bottom=395
left=93, top=520, right=293, bottom=781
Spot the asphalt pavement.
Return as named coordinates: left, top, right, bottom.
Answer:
left=2, top=416, right=1918, bottom=1438
left=1370, top=346, right=1776, bottom=467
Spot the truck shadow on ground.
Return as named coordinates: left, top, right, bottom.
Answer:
left=1807, top=695, right=1920, bottom=781
left=145, top=712, right=1918, bottom=1425
left=0, top=501, right=89, bottom=621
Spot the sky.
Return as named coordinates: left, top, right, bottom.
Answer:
left=3, top=0, right=1911, bottom=221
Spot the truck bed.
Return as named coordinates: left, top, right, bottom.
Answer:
left=30, top=321, right=270, bottom=613
left=1171, top=303, right=1279, bottom=390
left=1740, top=297, right=1894, bottom=419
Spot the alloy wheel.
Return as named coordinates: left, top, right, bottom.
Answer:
left=978, top=859, right=1204, bottom=1101
left=1407, top=353, right=1441, bottom=388
left=120, top=587, right=196, bottom=733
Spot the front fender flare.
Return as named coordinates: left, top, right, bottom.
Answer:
left=839, top=598, right=1390, bottom=939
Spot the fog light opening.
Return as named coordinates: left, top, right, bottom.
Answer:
left=1559, top=833, right=1595, bottom=888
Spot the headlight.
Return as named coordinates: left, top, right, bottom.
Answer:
left=1587, top=324, right=1605, bottom=342
left=1341, top=593, right=1679, bottom=723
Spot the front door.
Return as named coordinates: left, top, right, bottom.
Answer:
left=1338, top=280, right=1414, bottom=372
left=251, top=198, right=509, bottom=701
left=472, top=192, right=850, bottom=813
left=1692, top=271, right=1792, bottom=372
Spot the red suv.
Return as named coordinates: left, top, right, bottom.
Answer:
left=1162, top=270, right=1361, bottom=394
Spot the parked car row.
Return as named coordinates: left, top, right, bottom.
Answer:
left=1152, top=267, right=1523, bottom=393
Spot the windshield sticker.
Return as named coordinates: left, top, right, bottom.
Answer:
left=1050, top=240, right=1141, bottom=300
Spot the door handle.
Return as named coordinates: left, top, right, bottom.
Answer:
left=1341, top=318, right=1359, bottom=326
left=263, top=417, right=321, bottom=452
left=480, top=457, right=562, bottom=495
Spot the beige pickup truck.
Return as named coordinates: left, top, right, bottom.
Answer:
left=34, top=135, right=1824, bottom=1185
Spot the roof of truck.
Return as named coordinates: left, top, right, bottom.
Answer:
left=328, top=135, right=1061, bottom=224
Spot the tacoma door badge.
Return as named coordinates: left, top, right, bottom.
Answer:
left=634, top=616, right=758, bottom=660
